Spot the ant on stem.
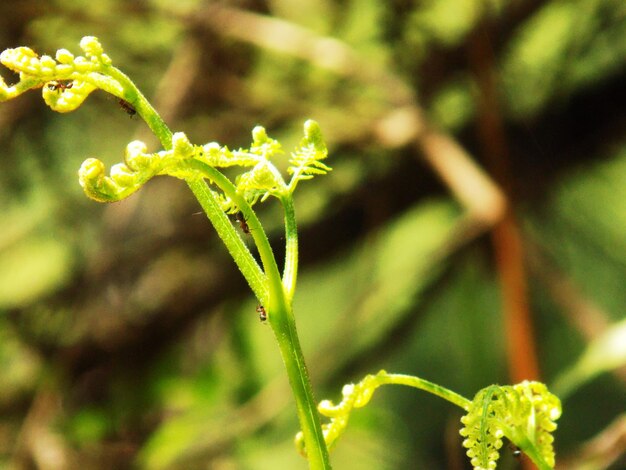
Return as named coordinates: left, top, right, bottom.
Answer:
left=256, top=305, right=267, bottom=322
left=234, top=211, right=250, bottom=235
left=118, top=99, right=137, bottom=117
left=47, top=81, right=73, bottom=92
left=236, top=212, right=264, bottom=324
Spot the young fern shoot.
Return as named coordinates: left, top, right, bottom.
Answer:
left=301, top=371, right=562, bottom=470
left=0, top=36, right=332, bottom=470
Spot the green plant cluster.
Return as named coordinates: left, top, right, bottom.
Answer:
left=297, top=370, right=561, bottom=470
left=1, top=36, right=334, bottom=469
left=0, top=36, right=564, bottom=470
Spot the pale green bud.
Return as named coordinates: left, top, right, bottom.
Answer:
left=125, top=140, right=151, bottom=170
left=171, top=132, right=195, bottom=159
left=79, top=158, right=119, bottom=202
left=72, top=56, right=91, bottom=73
left=110, top=163, right=137, bottom=186
left=252, top=125, right=267, bottom=143
left=0, top=47, right=39, bottom=75
left=55, top=49, right=75, bottom=64
left=79, top=36, right=104, bottom=58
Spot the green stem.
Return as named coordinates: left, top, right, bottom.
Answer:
left=281, top=194, right=299, bottom=300
left=108, top=70, right=270, bottom=303
left=375, top=372, right=471, bottom=410
left=186, top=163, right=331, bottom=470
left=185, top=161, right=274, bottom=299
left=512, top=436, right=553, bottom=470
left=186, top=179, right=268, bottom=302
left=105, top=65, right=173, bottom=149
left=526, top=452, right=554, bottom=470
left=109, top=73, right=329, bottom=467
left=106, top=68, right=270, bottom=303
left=271, top=289, right=331, bottom=470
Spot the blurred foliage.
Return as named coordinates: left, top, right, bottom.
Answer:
left=0, top=0, right=624, bottom=469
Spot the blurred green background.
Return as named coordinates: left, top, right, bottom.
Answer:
left=0, top=0, right=624, bottom=469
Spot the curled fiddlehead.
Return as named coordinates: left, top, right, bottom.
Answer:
left=299, top=371, right=561, bottom=470
left=460, top=381, right=562, bottom=470
left=1, top=37, right=120, bottom=111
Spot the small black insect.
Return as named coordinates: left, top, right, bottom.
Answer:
left=510, top=445, right=522, bottom=458
left=47, top=81, right=73, bottom=91
left=118, top=99, right=137, bottom=117
left=256, top=305, right=267, bottom=322
left=235, top=211, right=250, bottom=234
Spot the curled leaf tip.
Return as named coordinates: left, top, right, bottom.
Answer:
left=79, top=153, right=154, bottom=203
left=0, top=36, right=119, bottom=109
left=78, top=158, right=122, bottom=202
left=125, top=140, right=153, bottom=171
left=78, top=135, right=216, bottom=204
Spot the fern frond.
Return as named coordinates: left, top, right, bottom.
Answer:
left=295, top=371, right=380, bottom=457
left=287, top=120, right=331, bottom=192
left=459, top=386, right=506, bottom=470
left=460, top=381, right=562, bottom=470
left=234, top=161, right=283, bottom=206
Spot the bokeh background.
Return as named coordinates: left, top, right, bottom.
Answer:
left=0, top=1, right=625, bottom=469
